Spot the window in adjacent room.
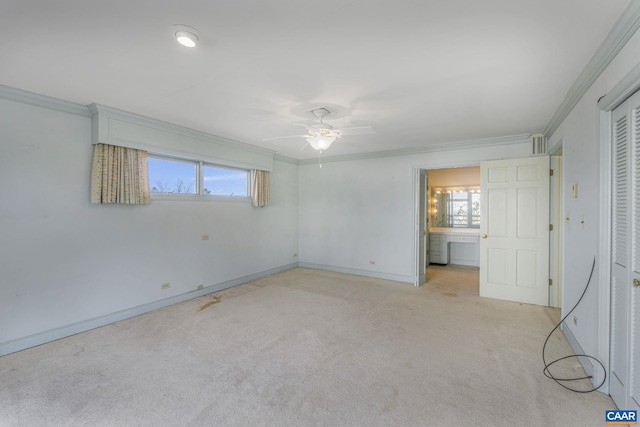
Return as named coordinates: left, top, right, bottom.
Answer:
left=431, top=187, right=480, bottom=228
left=449, top=190, right=481, bottom=228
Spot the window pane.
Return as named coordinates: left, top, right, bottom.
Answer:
left=148, top=157, right=197, bottom=194
left=203, top=165, right=247, bottom=197
left=431, top=188, right=480, bottom=228
left=471, top=193, right=481, bottom=227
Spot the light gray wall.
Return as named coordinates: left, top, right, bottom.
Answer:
left=298, top=142, right=530, bottom=283
left=548, top=27, right=640, bottom=384
left=0, top=98, right=299, bottom=351
left=427, top=166, right=480, bottom=188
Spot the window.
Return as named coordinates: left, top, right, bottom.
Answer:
left=148, top=156, right=197, bottom=194
left=431, top=187, right=480, bottom=228
left=449, top=191, right=480, bottom=228
left=148, top=155, right=249, bottom=199
left=203, top=165, right=248, bottom=197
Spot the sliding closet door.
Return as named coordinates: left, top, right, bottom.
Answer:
left=610, top=89, right=640, bottom=412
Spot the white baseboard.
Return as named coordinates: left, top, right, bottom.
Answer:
left=0, top=263, right=297, bottom=357
left=561, top=324, right=600, bottom=390
left=448, top=260, right=479, bottom=267
left=297, top=262, right=413, bottom=283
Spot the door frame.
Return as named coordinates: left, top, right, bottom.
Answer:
left=412, top=161, right=480, bottom=286
left=549, top=147, right=564, bottom=308
left=415, top=169, right=428, bottom=286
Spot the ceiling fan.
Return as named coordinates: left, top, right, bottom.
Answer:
left=264, top=107, right=375, bottom=152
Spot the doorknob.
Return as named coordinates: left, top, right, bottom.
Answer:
left=481, top=234, right=488, bottom=239
left=634, top=278, right=640, bottom=288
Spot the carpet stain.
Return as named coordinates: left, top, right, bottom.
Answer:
left=198, top=296, right=222, bottom=311
left=443, top=292, right=458, bottom=297
left=73, top=347, right=84, bottom=357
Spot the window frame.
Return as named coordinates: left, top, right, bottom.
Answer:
left=148, top=154, right=251, bottom=202
left=448, top=191, right=481, bottom=228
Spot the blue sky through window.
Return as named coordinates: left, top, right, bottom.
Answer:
left=148, top=157, right=196, bottom=194
left=204, top=166, right=247, bottom=196
left=148, top=157, right=248, bottom=196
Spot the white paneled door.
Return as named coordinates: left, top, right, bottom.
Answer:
left=479, top=156, right=550, bottom=306
left=609, top=89, right=640, bottom=413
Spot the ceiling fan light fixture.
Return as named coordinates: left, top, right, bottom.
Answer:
left=175, top=30, right=198, bottom=47
left=307, top=134, right=336, bottom=151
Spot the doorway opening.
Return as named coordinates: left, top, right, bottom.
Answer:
left=420, top=166, right=481, bottom=292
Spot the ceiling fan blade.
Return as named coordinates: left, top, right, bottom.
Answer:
left=261, top=134, right=307, bottom=141
left=300, top=141, right=310, bottom=151
left=336, top=126, right=376, bottom=136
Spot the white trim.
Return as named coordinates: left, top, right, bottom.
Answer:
left=596, top=109, right=613, bottom=393
left=562, top=324, right=598, bottom=388
left=297, top=262, right=413, bottom=284
left=598, top=61, right=640, bottom=111
left=544, top=0, right=640, bottom=137
left=151, top=194, right=252, bottom=203
left=0, top=263, right=298, bottom=357
left=273, top=154, right=300, bottom=165
left=413, top=168, right=422, bottom=286
left=0, top=84, right=91, bottom=117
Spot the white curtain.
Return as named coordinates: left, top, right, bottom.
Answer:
left=90, top=143, right=150, bottom=205
left=251, top=170, right=270, bottom=207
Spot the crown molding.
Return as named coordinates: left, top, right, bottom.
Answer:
left=273, top=153, right=300, bottom=165
left=597, top=60, right=640, bottom=111
left=0, top=84, right=91, bottom=117
left=297, top=134, right=531, bottom=166
left=544, top=0, right=640, bottom=137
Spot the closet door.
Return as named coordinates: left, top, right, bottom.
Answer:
left=610, top=90, right=640, bottom=412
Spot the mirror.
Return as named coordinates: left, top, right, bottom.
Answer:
left=431, top=187, right=481, bottom=228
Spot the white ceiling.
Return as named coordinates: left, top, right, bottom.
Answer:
left=0, top=0, right=631, bottom=159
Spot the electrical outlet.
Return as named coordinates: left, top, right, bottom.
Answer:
left=573, top=316, right=578, bottom=327
left=161, top=282, right=170, bottom=290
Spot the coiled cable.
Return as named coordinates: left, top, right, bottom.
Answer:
left=542, top=257, right=606, bottom=393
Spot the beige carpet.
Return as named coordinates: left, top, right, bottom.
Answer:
left=0, top=267, right=616, bottom=426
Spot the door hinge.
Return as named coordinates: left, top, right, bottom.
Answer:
left=549, top=224, right=553, bottom=231
left=550, top=169, right=554, bottom=176
left=549, top=278, right=553, bottom=286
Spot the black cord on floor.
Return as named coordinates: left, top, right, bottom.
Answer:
left=542, top=257, right=606, bottom=393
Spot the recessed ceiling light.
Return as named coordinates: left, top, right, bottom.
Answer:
left=175, top=30, right=198, bottom=47
left=170, top=25, right=201, bottom=48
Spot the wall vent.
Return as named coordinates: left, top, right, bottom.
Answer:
left=531, top=134, right=547, bottom=156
